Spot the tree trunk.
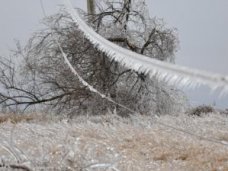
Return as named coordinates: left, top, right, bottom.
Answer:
left=87, top=0, right=95, bottom=15
left=124, top=0, right=131, bottom=31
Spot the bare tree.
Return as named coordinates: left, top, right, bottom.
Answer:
left=0, top=0, right=187, bottom=116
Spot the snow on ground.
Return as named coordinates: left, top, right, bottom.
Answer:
left=0, top=112, right=228, bottom=171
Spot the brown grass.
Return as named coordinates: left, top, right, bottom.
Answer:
left=0, top=114, right=228, bottom=170
left=0, top=114, right=35, bottom=124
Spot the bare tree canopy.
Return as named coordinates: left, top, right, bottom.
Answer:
left=0, top=0, right=187, bottom=116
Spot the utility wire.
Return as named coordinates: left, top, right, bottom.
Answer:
left=40, top=0, right=228, bottom=148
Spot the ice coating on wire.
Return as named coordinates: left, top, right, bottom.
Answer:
left=56, top=40, right=136, bottom=114
left=63, top=0, right=228, bottom=93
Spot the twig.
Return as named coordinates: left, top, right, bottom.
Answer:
left=0, top=163, right=32, bottom=171
left=8, top=164, right=33, bottom=171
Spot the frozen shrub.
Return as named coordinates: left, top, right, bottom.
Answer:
left=188, top=105, right=215, bottom=116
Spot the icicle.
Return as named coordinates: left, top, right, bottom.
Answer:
left=63, top=0, right=228, bottom=93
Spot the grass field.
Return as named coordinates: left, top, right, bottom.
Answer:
left=0, top=112, right=228, bottom=171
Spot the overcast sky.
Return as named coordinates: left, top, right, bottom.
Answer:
left=0, top=0, right=227, bottom=109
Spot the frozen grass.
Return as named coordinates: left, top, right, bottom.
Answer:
left=0, top=112, right=228, bottom=171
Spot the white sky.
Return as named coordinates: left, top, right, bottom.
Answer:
left=148, top=0, right=228, bottom=75
left=0, top=0, right=227, bottom=109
